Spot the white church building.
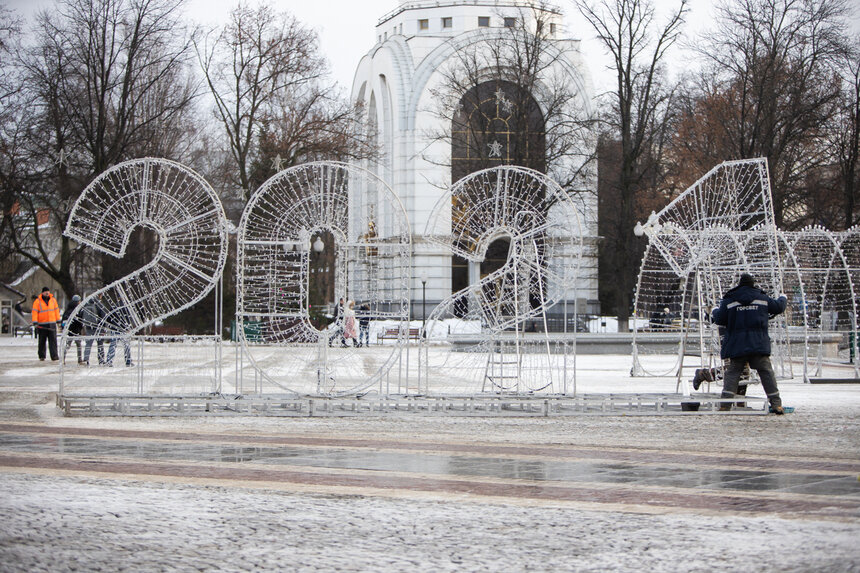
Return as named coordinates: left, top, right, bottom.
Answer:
left=351, top=0, right=600, bottom=322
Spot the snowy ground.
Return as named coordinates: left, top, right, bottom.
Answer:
left=2, top=472, right=858, bottom=573
left=1, top=336, right=859, bottom=571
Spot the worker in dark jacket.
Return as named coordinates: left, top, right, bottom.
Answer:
left=61, top=294, right=85, bottom=364
left=81, top=294, right=107, bottom=365
left=711, top=273, right=787, bottom=414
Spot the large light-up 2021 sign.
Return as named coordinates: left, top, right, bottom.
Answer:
left=63, top=158, right=582, bottom=397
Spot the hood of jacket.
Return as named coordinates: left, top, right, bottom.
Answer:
left=724, top=284, right=764, bottom=305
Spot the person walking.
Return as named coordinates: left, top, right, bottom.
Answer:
left=62, top=295, right=85, bottom=364
left=106, top=303, right=133, bottom=367
left=82, top=294, right=107, bottom=365
left=342, top=300, right=357, bottom=347
left=711, top=273, right=787, bottom=414
left=31, top=287, right=61, bottom=361
left=357, top=303, right=371, bottom=347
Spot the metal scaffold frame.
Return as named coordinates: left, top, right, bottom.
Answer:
left=632, top=158, right=859, bottom=386
left=235, top=161, right=412, bottom=397
left=54, top=157, right=796, bottom=416
left=417, top=166, right=584, bottom=395
left=60, top=158, right=229, bottom=397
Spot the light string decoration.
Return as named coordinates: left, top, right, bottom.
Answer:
left=780, top=226, right=860, bottom=380
left=60, top=158, right=229, bottom=395
left=631, top=159, right=787, bottom=380
left=235, top=161, right=411, bottom=397
left=633, top=158, right=859, bottom=383
left=418, top=166, right=584, bottom=395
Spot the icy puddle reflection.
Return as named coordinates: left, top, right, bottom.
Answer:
left=2, top=432, right=859, bottom=497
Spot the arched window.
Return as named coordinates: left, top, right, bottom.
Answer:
left=451, top=80, right=545, bottom=181
left=450, top=81, right=546, bottom=299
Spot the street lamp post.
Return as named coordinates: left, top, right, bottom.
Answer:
left=308, top=235, right=329, bottom=329
left=419, top=271, right=428, bottom=331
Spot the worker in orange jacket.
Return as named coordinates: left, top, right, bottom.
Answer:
left=32, top=287, right=61, bottom=361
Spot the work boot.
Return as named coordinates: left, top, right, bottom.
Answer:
left=772, top=405, right=785, bottom=415
left=692, top=370, right=703, bottom=391
left=693, top=368, right=714, bottom=391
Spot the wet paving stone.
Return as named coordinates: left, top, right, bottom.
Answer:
left=781, top=476, right=860, bottom=496
left=704, top=472, right=860, bottom=492
left=1, top=430, right=859, bottom=504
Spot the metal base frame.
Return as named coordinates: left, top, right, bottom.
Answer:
left=57, top=392, right=767, bottom=417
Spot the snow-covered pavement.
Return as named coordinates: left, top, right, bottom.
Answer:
left=2, top=472, right=858, bottom=573
left=0, top=337, right=858, bottom=572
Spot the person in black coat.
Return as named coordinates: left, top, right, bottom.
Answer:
left=81, top=294, right=107, bottom=365
left=329, top=298, right=345, bottom=347
left=106, top=303, right=133, bottom=366
left=711, top=273, right=787, bottom=413
left=357, top=303, right=371, bottom=347
left=62, top=295, right=85, bottom=364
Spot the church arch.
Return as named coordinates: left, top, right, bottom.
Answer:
left=450, top=80, right=546, bottom=297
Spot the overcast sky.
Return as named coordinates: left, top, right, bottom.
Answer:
left=7, top=0, right=859, bottom=96
left=182, top=0, right=719, bottom=94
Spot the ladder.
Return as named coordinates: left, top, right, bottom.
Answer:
left=482, top=339, right=522, bottom=392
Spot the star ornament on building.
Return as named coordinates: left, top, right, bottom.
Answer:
left=488, top=140, right=504, bottom=158
left=494, top=88, right=514, bottom=114
left=494, top=87, right=507, bottom=104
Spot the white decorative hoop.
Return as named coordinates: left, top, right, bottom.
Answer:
left=633, top=159, right=860, bottom=383
left=631, top=159, right=784, bottom=379
left=419, top=165, right=583, bottom=395
left=235, top=161, right=412, bottom=396
left=61, top=158, right=228, bottom=394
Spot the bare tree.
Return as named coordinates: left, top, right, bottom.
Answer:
left=37, top=0, right=197, bottom=175
left=576, top=0, right=688, bottom=331
left=690, top=0, right=848, bottom=229
left=0, top=6, right=24, bottom=271
left=1, top=0, right=198, bottom=299
left=828, top=38, right=860, bottom=229
left=195, top=4, right=327, bottom=200
left=0, top=5, right=21, bottom=100
left=426, top=4, right=597, bottom=192
left=248, top=84, right=377, bottom=191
